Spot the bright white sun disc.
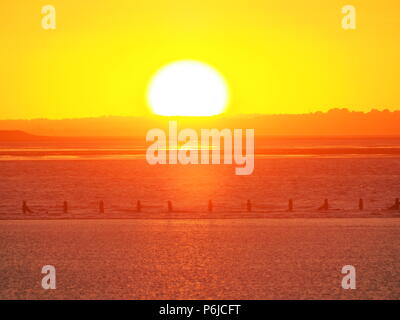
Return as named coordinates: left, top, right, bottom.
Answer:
left=147, top=60, right=228, bottom=116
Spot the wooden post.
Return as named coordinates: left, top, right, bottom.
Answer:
left=99, top=200, right=104, bottom=214
left=22, top=201, right=33, bottom=215
left=359, top=199, right=364, bottom=211
left=63, top=201, right=68, bottom=214
left=288, top=199, right=293, bottom=212
left=167, top=201, right=173, bottom=213
left=318, top=199, right=329, bottom=211
left=136, top=200, right=142, bottom=212
left=208, top=200, right=213, bottom=213
left=388, top=198, right=399, bottom=210
left=246, top=200, right=252, bottom=212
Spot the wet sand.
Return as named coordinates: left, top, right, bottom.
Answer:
left=0, top=218, right=399, bottom=300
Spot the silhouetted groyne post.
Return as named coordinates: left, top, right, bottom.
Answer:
left=99, top=200, right=104, bottom=214
left=63, top=201, right=68, bottom=214
left=359, top=199, right=364, bottom=211
left=167, top=201, right=173, bottom=213
left=208, top=200, right=213, bottom=213
left=389, top=198, right=399, bottom=210
left=246, top=200, right=252, bottom=212
left=137, top=200, right=142, bottom=212
left=288, top=199, right=293, bottom=212
left=318, top=199, right=329, bottom=211
left=22, top=201, right=33, bottom=215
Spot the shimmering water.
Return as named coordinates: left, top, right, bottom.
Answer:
left=0, top=157, right=400, bottom=216
left=0, top=218, right=399, bottom=299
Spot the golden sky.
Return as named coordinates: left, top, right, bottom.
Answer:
left=0, top=0, right=399, bottom=119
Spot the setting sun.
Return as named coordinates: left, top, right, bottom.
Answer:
left=147, top=60, right=229, bottom=116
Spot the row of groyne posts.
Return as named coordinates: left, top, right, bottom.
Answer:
left=21, top=198, right=400, bottom=214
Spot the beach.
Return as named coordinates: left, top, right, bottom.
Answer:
left=0, top=218, right=399, bottom=300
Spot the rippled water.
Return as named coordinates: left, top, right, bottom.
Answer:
left=0, top=218, right=399, bottom=299
left=0, top=157, right=400, bottom=216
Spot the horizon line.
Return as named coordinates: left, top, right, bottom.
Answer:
left=0, top=107, right=400, bottom=121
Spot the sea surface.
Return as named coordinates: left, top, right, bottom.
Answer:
left=0, top=218, right=399, bottom=299
left=0, top=157, right=400, bottom=215
left=0, top=137, right=400, bottom=299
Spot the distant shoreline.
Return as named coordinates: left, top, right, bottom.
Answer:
left=1, top=211, right=399, bottom=221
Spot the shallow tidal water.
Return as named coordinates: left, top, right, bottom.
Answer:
left=1, top=157, right=400, bottom=216
left=0, top=218, right=399, bottom=300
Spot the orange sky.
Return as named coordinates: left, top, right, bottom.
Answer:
left=0, top=0, right=400, bottom=119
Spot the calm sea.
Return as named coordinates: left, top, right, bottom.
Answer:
left=0, top=137, right=400, bottom=215
left=0, top=138, right=399, bottom=299
left=0, top=218, right=399, bottom=299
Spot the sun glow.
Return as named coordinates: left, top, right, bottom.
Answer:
left=147, top=60, right=229, bottom=116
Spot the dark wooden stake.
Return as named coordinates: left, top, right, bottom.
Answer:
left=63, top=201, right=68, bottom=214
left=208, top=200, right=213, bottom=213
left=22, top=201, right=33, bottom=215
left=389, top=198, right=399, bottom=210
left=318, top=199, right=329, bottom=211
left=246, top=200, right=252, bottom=212
left=99, top=200, right=104, bottom=214
left=288, top=199, right=293, bottom=212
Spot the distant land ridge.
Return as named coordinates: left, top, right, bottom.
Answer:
left=0, top=130, right=42, bottom=141
left=0, top=109, right=400, bottom=136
